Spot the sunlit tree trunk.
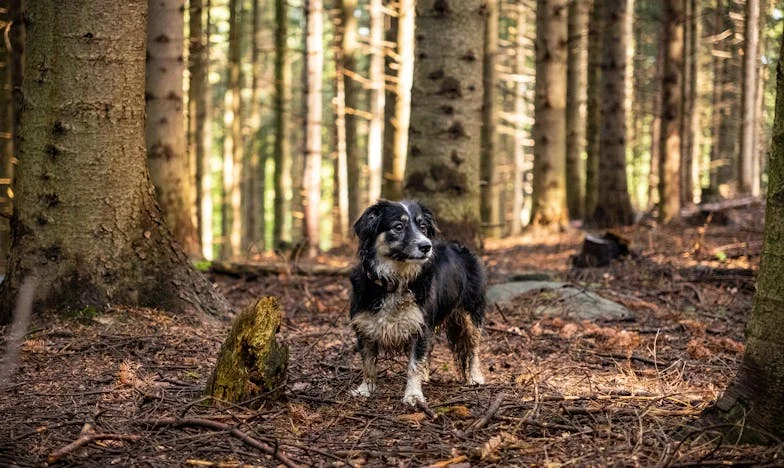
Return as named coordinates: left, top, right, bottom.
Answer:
left=658, top=0, right=683, bottom=223
left=705, top=32, right=784, bottom=442
left=480, top=0, right=501, bottom=237
left=565, top=0, right=588, bottom=221
left=381, top=0, right=415, bottom=201
left=334, top=6, right=350, bottom=244
left=189, top=0, right=213, bottom=260
left=367, top=0, right=384, bottom=204
left=146, top=0, right=199, bottom=257
left=273, top=0, right=292, bottom=247
left=221, top=0, right=242, bottom=258
left=405, top=0, right=484, bottom=248
left=531, top=0, right=568, bottom=229
left=687, top=0, right=700, bottom=204
left=593, top=0, right=633, bottom=227
left=0, top=0, right=229, bottom=323
left=738, top=0, right=760, bottom=196
left=510, top=0, right=529, bottom=236
left=340, top=0, right=362, bottom=223
left=302, top=0, right=323, bottom=256
left=584, top=0, right=601, bottom=222
left=649, top=41, right=663, bottom=208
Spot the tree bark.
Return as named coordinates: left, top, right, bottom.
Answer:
left=0, top=0, right=230, bottom=323
left=593, top=0, right=634, bottom=227
left=565, top=0, right=588, bottom=221
left=405, top=0, right=485, bottom=249
left=146, top=0, right=199, bottom=257
left=738, top=0, right=760, bottom=195
left=584, top=0, right=602, bottom=222
left=381, top=0, right=415, bottom=201
left=244, top=0, right=264, bottom=253
left=302, top=0, right=323, bottom=256
left=0, top=0, right=12, bottom=271
left=658, top=0, right=683, bottom=223
left=704, top=32, right=784, bottom=442
left=480, top=0, right=501, bottom=237
left=333, top=5, right=350, bottom=244
left=510, top=0, right=530, bottom=236
left=648, top=40, right=663, bottom=209
left=531, top=0, right=568, bottom=229
left=340, top=0, right=362, bottom=223
left=367, top=0, right=385, bottom=204
left=680, top=0, right=694, bottom=206
left=273, top=0, right=292, bottom=248
left=189, top=0, right=214, bottom=260
left=222, top=0, right=243, bottom=259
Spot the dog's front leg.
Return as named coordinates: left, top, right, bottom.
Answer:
left=351, top=338, right=378, bottom=397
left=402, top=335, right=429, bottom=406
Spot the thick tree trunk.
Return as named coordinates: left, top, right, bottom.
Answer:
left=593, top=0, right=633, bottom=227
left=704, top=32, right=784, bottom=442
left=565, top=0, right=588, bottom=221
left=480, top=0, right=501, bottom=237
left=341, top=0, right=362, bottom=223
left=658, top=0, right=683, bottom=223
left=738, top=0, right=760, bottom=195
left=189, top=0, right=214, bottom=260
left=405, top=0, right=485, bottom=249
left=381, top=0, right=415, bottom=201
left=0, top=0, right=230, bottom=323
left=146, top=0, right=199, bottom=257
left=302, top=0, right=323, bottom=256
left=584, top=0, right=601, bottom=222
left=367, top=0, right=385, bottom=204
left=273, top=0, right=292, bottom=248
left=531, top=0, right=568, bottom=229
left=510, top=0, right=529, bottom=236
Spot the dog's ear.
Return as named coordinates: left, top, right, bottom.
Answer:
left=354, top=202, right=384, bottom=239
left=418, top=202, right=440, bottom=237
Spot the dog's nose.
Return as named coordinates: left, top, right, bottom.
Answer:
left=418, top=242, right=432, bottom=254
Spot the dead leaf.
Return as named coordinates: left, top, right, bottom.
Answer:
left=396, top=412, right=427, bottom=426
left=427, top=455, right=468, bottom=467
left=472, top=431, right=519, bottom=461
left=559, top=322, right=580, bottom=339
left=438, top=405, right=472, bottom=419
left=687, top=339, right=712, bottom=359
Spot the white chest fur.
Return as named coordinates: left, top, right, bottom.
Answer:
left=351, top=291, right=425, bottom=349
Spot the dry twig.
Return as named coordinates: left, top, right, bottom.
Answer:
left=461, top=392, right=505, bottom=436
left=47, top=433, right=141, bottom=463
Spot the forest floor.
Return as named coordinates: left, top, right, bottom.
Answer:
left=2, top=204, right=783, bottom=467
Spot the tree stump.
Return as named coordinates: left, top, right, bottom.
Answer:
left=206, top=297, right=289, bottom=406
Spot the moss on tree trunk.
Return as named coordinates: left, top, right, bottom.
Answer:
left=206, top=297, right=289, bottom=405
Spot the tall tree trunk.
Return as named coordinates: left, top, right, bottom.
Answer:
left=366, top=0, right=384, bottom=204
left=680, top=0, right=694, bottom=206
left=708, top=0, right=725, bottom=197
left=381, top=0, right=415, bottom=201
left=648, top=40, right=663, bottom=208
left=404, top=0, right=485, bottom=248
left=510, top=0, right=529, bottom=236
left=703, top=32, right=784, bottom=442
left=222, top=0, right=242, bottom=258
left=480, top=0, right=501, bottom=237
left=593, top=0, right=633, bottom=227
left=0, top=0, right=229, bottom=323
left=738, top=0, right=760, bottom=195
left=565, top=0, right=588, bottom=221
left=658, top=0, right=683, bottom=223
left=189, top=0, right=214, bottom=260
left=243, top=0, right=264, bottom=253
left=302, top=0, right=323, bottom=256
left=531, top=0, right=568, bottom=229
left=334, top=5, right=350, bottom=244
left=688, top=0, right=701, bottom=203
left=584, top=0, right=602, bottom=222
left=341, top=0, right=362, bottom=223
left=146, top=0, right=199, bottom=257
left=0, top=0, right=12, bottom=271
left=273, top=0, right=292, bottom=247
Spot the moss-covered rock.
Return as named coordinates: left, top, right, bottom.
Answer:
left=206, top=297, right=289, bottom=406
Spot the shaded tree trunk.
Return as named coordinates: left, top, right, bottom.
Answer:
left=680, top=0, right=694, bottom=206
left=381, top=0, right=415, bottom=201
left=584, top=0, right=602, bottom=222
left=404, top=0, right=485, bottom=249
left=531, top=0, right=568, bottom=229
left=341, top=0, right=362, bottom=223
left=510, top=0, right=529, bottom=236
left=480, top=0, right=501, bottom=237
left=0, top=0, right=230, bottom=323
left=0, top=0, right=12, bottom=271
left=658, top=0, right=683, bottom=223
left=565, top=0, right=588, bottom=221
left=302, top=0, right=323, bottom=256
left=189, top=0, right=214, bottom=260
left=648, top=42, right=663, bottom=209
left=333, top=5, right=350, bottom=244
left=273, top=0, right=292, bottom=247
left=593, top=0, right=633, bottom=227
left=222, top=0, right=243, bottom=258
left=687, top=0, right=700, bottom=204
left=367, top=0, right=384, bottom=204
left=738, top=0, right=760, bottom=196
left=146, top=0, right=199, bottom=257
left=244, top=0, right=265, bottom=253
left=703, top=32, right=784, bottom=442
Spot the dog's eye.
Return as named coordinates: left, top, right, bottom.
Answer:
left=393, top=223, right=404, bottom=233
left=419, top=222, right=428, bottom=232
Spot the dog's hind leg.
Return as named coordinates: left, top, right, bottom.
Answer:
left=446, top=311, right=485, bottom=385
left=351, top=338, right=378, bottom=397
left=402, top=336, right=429, bottom=406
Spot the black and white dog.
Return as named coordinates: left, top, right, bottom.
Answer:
left=349, top=200, right=486, bottom=406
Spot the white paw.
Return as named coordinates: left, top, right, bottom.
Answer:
left=402, top=391, right=425, bottom=407
left=351, top=381, right=375, bottom=397
left=467, top=369, right=485, bottom=386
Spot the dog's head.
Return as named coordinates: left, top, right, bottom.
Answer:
left=354, top=200, right=438, bottom=281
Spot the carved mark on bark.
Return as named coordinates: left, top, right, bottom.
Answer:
left=437, top=77, right=461, bottom=98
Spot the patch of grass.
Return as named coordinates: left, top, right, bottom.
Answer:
left=65, top=305, right=102, bottom=323
left=193, top=259, right=212, bottom=272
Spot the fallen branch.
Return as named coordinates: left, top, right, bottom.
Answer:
left=47, top=433, right=141, bottom=463
left=416, top=400, right=439, bottom=421
left=461, top=392, right=505, bottom=436
left=135, top=417, right=300, bottom=468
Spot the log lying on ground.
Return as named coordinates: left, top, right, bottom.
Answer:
left=684, top=196, right=762, bottom=226
left=206, top=297, right=289, bottom=406
left=210, top=260, right=351, bottom=278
